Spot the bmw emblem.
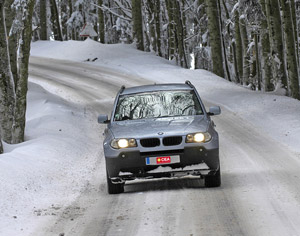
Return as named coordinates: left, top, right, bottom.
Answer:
left=158, top=132, right=164, bottom=135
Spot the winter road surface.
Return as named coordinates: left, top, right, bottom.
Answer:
left=29, top=57, right=300, bottom=236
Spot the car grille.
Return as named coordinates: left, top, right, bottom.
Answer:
left=140, top=138, right=160, bottom=147
left=163, top=136, right=182, bottom=146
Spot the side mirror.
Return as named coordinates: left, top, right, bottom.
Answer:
left=207, top=106, right=221, bottom=116
left=98, top=115, right=109, bottom=124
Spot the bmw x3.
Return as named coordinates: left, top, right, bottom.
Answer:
left=98, top=81, right=221, bottom=194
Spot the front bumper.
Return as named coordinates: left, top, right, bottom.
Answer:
left=105, top=144, right=219, bottom=182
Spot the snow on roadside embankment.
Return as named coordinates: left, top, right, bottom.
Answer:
left=0, top=83, right=102, bottom=235
left=31, top=38, right=300, bottom=154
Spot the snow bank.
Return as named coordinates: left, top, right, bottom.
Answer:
left=0, top=83, right=102, bottom=235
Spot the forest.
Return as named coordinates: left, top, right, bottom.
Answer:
left=1, top=0, right=300, bottom=152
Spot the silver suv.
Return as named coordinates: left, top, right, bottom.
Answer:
left=98, top=81, right=221, bottom=194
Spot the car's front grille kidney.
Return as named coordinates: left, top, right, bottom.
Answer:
left=163, top=136, right=182, bottom=146
left=140, top=138, right=160, bottom=147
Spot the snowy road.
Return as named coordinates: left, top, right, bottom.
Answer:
left=29, top=57, right=300, bottom=236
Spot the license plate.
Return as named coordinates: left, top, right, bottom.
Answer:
left=146, top=155, right=180, bottom=165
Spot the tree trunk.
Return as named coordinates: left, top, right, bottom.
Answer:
left=239, top=16, right=250, bottom=85
left=166, top=0, right=175, bottom=60
left=40, top=0, right=48, bottom=40
left=218, top=0, right=231, bottom=81
left=155, top=0, right=162, bottom=57
left=98, top=0, right=105, bottom=43
left=174, top=0, right=187, bottom=68
left=0, top=131, right=3, bottom=154
left=5, top=0, right=19, bottom=89
left=145, top=0, right=156, bottom=52
left=280, top=0, right=299, bottom=99
left=0, top=1, right=15, bottom=144
left=132, top=0, right=144, bottom=51
left=234, top=8, right=243, bottom=84
left=254, top=33, right=261, bottom=90
left=61, top=1, right=68, bottom=40
left=259, top=0, right=273, bottom=91
left=50, top=0, right=63, bottom=41
left=265, top=0, right=287, bottom=89
left=68, top=0, right=75, bottom=40
left=205, top=0, right=224, bottom=77
left=290, top=0, right=298, bottom=63
left=12, top=0, right=36, bottom=143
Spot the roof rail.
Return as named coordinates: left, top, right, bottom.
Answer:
left=185, top=80, right=194, bottom=88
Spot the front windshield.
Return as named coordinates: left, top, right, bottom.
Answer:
left=114, top=90, right=203, bottom=121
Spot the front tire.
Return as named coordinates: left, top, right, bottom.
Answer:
left=204, top=167, right=221, bottom=187
left=106, top=171, right=124, bottom=194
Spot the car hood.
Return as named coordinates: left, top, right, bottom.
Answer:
left=110, top=116, right=209, bottom=138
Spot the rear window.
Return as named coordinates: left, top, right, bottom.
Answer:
left=114, top=90, right=203, bottom=121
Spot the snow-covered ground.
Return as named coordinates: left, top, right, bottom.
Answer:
left=1, top=38, right=300, bottom=236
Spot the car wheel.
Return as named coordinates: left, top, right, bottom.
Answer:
left=106, top=171, right=124, bottom=194
left=204, top=167, right=221, bottom=187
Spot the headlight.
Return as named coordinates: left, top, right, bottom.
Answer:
left=111, top=138, right=137, bottom=149
left=186, top=132, right=211, bottom=143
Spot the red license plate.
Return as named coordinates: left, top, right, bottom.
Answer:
left=156, top=156, right=171, bottom=164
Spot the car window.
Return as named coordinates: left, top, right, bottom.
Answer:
left=114, top=90, right=203, bottom=121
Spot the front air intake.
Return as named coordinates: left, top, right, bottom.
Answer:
left=140, top=138, right=160, bottom=148
left=163, top=136, right=182, bottom=146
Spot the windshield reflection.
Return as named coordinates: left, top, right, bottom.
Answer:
left=114, top=90, right=203, bottom=121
